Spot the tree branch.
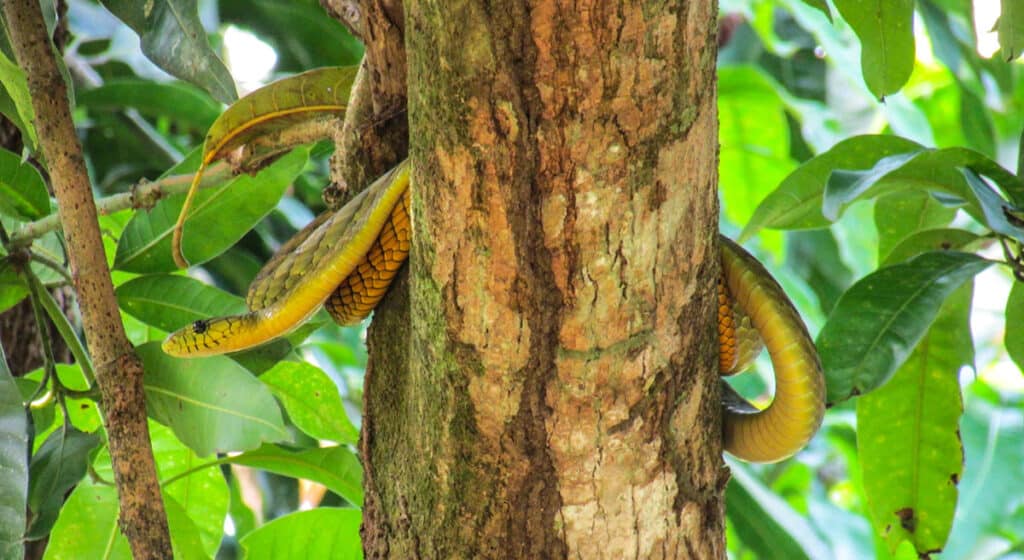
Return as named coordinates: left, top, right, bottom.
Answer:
left=3, top=1, right=172, bottom=557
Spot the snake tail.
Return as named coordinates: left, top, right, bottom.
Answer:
left=718, top=236, right=825, bottom=463
left=161, top=162, right=410, bottom=357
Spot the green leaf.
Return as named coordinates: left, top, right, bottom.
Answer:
left=823, top=151, right=922, bottom=220
left=881, top=228, right=980, bottom=268
left=0, top=343, right=27, bottom=560
left=833, top=0, right=915, bottom=99
left=138, top=342, right=290, bottom=456
left=961, top=168, right=1024, bottom=244
left=77, top=79, right=221, bottom=132
left=0, top=146, right=49, bottom=220
left=0, top=262, right=28, bottom=313
left=740, top=135, right=923, bottom=240
left=228, top=475, right=257, bottom=541
left=99, top=0, right=237, bottom=104
left=818, top=251, right=990, bottom=404
left=719, top=66, right=797, bottom=227
left=1006, top=282, right=1024, bottom=374
left=798, top=0, right=831, bottom=21
left=239, top=507, right=363, bottom=560
left=725, top=460, right=831, bottom=559
left=0, top=50, right=37, bottom=150
left=997, top=0, right=1024, bottom=61
left=874, top=191, right=957, bottom=262
left=857, top=285, right=971, bottom=555
left=260, top=362, right=359, bottom=444
left=116, top=274, right=247, bottom=332
left=231, top=444, right=363, bottom=507
left=26, top=426, right=101, bottom=539
left=114, top=147, right=308, bottom=272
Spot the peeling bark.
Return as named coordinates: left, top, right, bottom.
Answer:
left=350, top=1, right=723, bottom=557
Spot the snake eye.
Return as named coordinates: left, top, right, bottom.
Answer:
left=192, top=319, right=209, bottom=334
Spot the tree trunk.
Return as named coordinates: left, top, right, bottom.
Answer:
left=360, top=1, right=723, bottom=557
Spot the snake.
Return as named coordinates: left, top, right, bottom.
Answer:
left=162, top=161, right=825, bottom=463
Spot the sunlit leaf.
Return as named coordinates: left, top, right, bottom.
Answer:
left=230, top=444, right=363, bottom=507
left=833, top=0, right=915, bottom=99
left=874, top=191, right=957, bottom=262
left=114, top=147, right=308, bottom=272
left=99, top=0, right=237, bottom=103
left=260, top=362, right=359, bottom=444
left=882, top=229, right=980, bottom=267
left=0, top=346, right=27, bottom=560
left=0, top=263, right=28, bottom=314
left=138, top=342, right=290, bottom=456
left=997, top=0, right=1024, bottom=61
left=1006, top=283, right=1024, bottom=374
left=818, top=251, right=990, bottom=403
left=239, top=507, right=362, bottom=560
left=116, top=274, right=247, bottom=332
left=0, top=146, right=48, bottom=220
left=0, top=49, right=37, bottom=150
left=857, top=285, right=971, bottom=555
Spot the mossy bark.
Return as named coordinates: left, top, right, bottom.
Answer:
left=358, top=1, right=723, bottom=557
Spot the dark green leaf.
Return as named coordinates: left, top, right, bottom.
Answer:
left=823, top=151, right=921, bottom=220
left=114, top=147, right=308, bottom=273
left=99, top=0, right=237, bottom=103
left=138, top=342, right=290, bottom=456
left=260, top=362, right=359, bottom=445
left=959, top=86, right=996, bottom=157
left=818, top=251, right=990, bottom=403
left=961, top=168, right=1024, bottom=244
left=116, top=274, right=247, bottom=332
left=0, top=146, right=49, bottom=220
left=0, top=343, right=27, bottom=560
left=77, top=79, right=221, bottom=132
left=231, top=444, right=363, bottom=507
left=882, top=229, right=980, bottom=266
left=26, top=426, right=101, bottom=539
left=725, top=461, right=831, bottom=559
left=239, top=507, right=362, bottom=560
left=785, top=230, right=853, bottom=314
left=833, top=0, right=915, bottom=98
left=1006, top=283, right=1024, bottom=374
left=741, top=135, right=923, bottom=240
left=874, top=191, right=957, bottom=261
left=857, top=285, right=970, bottom=555
left=997, top=0, right=1024, bottom=61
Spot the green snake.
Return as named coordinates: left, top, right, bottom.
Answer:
left=162, top=161, right=825, bottom=463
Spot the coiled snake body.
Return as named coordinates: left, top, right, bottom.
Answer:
left=163, top=161, right=825, bottom=463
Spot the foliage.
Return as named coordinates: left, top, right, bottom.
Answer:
left=0, top=0, right=1021, bottom=558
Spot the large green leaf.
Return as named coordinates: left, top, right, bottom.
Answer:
left=26, top=426, right=101, bottom=539
left=99, top=0, right=237, bottom=104
left=874, top=191, right=957, bottom=262
left=719, top=66, right=797, bottom=228
left=260, top=362, right=359, bottom=445
left=138, top=342, right=290, bottom=456
left=818, top=251, right=990, bottom=404
left=0, top=146, right=49, bottom=220
left=881, top=229, right=980, bottom=267
left=116, top=274, right=247, bottom=332
left=231, top=444, right=363, bottom=507
left=856, top=285, right=971, bottom=555
left=961, top=169, right=1024, bottom=244
left=114, top=147, right=308, bottom=273
left=833, top=0, right=915, bottom=99
left=997, top=0, right=1024, bottom=61
left=0, top=344, right=27, bottom=560
left=77, top=79, right=221, bottom=132
left=239, top=507, right=362, bottom=560
left=740, top=135, right=923, bottom=240
left=0, top=49, right=37, bottom=150
left=726, top=461, right=831, bottom=559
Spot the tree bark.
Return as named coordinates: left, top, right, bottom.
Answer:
left=359, top=1, right=723, bottom=558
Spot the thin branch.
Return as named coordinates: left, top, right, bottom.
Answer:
left=3, top=1, right=172, bottom=557
left=8, top=162, right=232, bottom=248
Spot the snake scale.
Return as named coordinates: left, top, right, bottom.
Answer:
left=163, top=161, right=825, bottom=463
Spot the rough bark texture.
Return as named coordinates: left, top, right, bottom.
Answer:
left=359, top=1, right=724, bottom=558
left=3, top=2, right=171, bottom=557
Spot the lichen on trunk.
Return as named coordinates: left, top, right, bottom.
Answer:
left=357, top=1, right=723, bottom=557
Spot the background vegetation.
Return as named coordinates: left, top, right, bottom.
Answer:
left=0, top=0, right=1021, bottom=558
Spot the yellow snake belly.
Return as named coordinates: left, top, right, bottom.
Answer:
left=163, top=162, right=824, bottom=463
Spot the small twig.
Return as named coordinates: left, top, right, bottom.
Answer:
left=29, top=250, right=73, bottom=284
left=8, top=162, right=232, bottom=248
